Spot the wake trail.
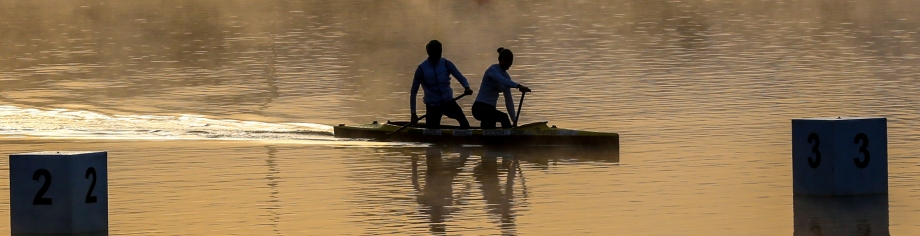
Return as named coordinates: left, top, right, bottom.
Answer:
left=0, top=105, right=339, bottom=141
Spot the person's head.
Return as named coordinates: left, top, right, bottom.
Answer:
left=497, top=47, right=513, bottom=70
left=426, top=40, right=442, bottom=60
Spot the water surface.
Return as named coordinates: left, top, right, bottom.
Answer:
left=2, top=0, right=920, bottom=235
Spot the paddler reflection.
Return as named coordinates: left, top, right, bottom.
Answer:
left=475, top=148, right=520, bottom=233
left=402, top=145, right=617, bottom=234
left=411, top=147, right=469, bottom=233
left=411, top=147, right=523, bottom=234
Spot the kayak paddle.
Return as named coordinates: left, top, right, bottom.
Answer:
left=375, top=94, right=467, bottom=141
left=512, top=91, right=527, bottom=127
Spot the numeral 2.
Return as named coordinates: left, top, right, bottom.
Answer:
left=32, top=169, right=53, bottom=205
left=85, top=167, right=98, bottom=203
left=31, top=167, right=99, bottom=205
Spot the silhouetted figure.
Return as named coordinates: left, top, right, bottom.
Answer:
left=472, top=47, right=531, bottom=129
left=408, top=147, right=524, bottom=234
left=412, top=147, right=469, bottom=233
left=410, top=40, right=474, bottom=129
left=475, top=151, right=519, bottom=234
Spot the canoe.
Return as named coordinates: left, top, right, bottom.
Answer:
left=333, top=120, right=619, bottom=149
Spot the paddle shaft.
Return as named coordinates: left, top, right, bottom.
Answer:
left=376, top=94, right=467, bottom=140
left=513, top=92, right=526, bottom=127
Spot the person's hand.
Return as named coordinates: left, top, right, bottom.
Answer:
left=410, top=113, right=420, bottom=124
left=463, top=87, right=474, bottom=96
left=517, top=85, right=531, bottom=93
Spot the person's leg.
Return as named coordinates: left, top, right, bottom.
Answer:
left=494, top=110, right=512, bottom=128
left=474, top=102, right=510, bottom=129
left=425, top=104, right=443, bottom=129
left=480, top=118, right=495, bottom=129
left=442, top=100, right=470, bottom=128
left=472, top=102, right=496, bottom=129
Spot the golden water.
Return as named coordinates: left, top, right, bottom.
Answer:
left=2, top=1, right=920, bottom=235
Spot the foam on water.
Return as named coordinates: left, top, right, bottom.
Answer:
left=0, top=105, right=339, bottom=141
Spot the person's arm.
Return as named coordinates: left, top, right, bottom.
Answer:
left=446, top=60, right=470, bottom=88
left=447, top=60, right=474, bottom=95
left=503, top=87, right=516, bottom=122
left=486, top=66, right=519, bottom=89
left=410, top=66, right=423, bottom=115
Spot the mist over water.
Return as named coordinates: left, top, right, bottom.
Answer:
left=2, top=0, right=920, bottom=235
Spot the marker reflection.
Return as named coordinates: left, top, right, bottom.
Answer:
left=793, top=194, right=888, bottom=236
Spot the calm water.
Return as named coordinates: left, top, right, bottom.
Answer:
left=2, top=0, right=920, bottom=235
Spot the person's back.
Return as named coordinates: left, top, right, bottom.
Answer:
left=410, top=40, right=474, bottom=129
left=472, top=47, right=530, bottom=129
left=475, top=64, right=518, bottom=117
left=416, top=58, right=463, bottom=106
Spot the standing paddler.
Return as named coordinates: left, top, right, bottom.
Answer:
left=410, top=40, right=474, bottom=129
left=472, top=47, right=531, bottom=129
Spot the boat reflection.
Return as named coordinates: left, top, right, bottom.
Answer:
left=402, top=145, right=617, bottom=234
left=793, top=194, right=888, bottom=236
left=494, top=145, right=619, bottom=166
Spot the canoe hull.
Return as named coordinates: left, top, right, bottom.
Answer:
left=333, top=121, right=619, bottom=149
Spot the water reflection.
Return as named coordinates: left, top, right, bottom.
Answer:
left=263, top=146, right=281, bottom=235
left=793, top=194, right=889, bottom=236
left=411, top=147, right=469, bottom=233
left=402, top=145, right=617, bottom=234
left=474, top=149, right=519, bottom=235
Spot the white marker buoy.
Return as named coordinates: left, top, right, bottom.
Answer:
left=9, top=151, right=107, bottom=235
left=792, top=117, right=887, bottom=195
